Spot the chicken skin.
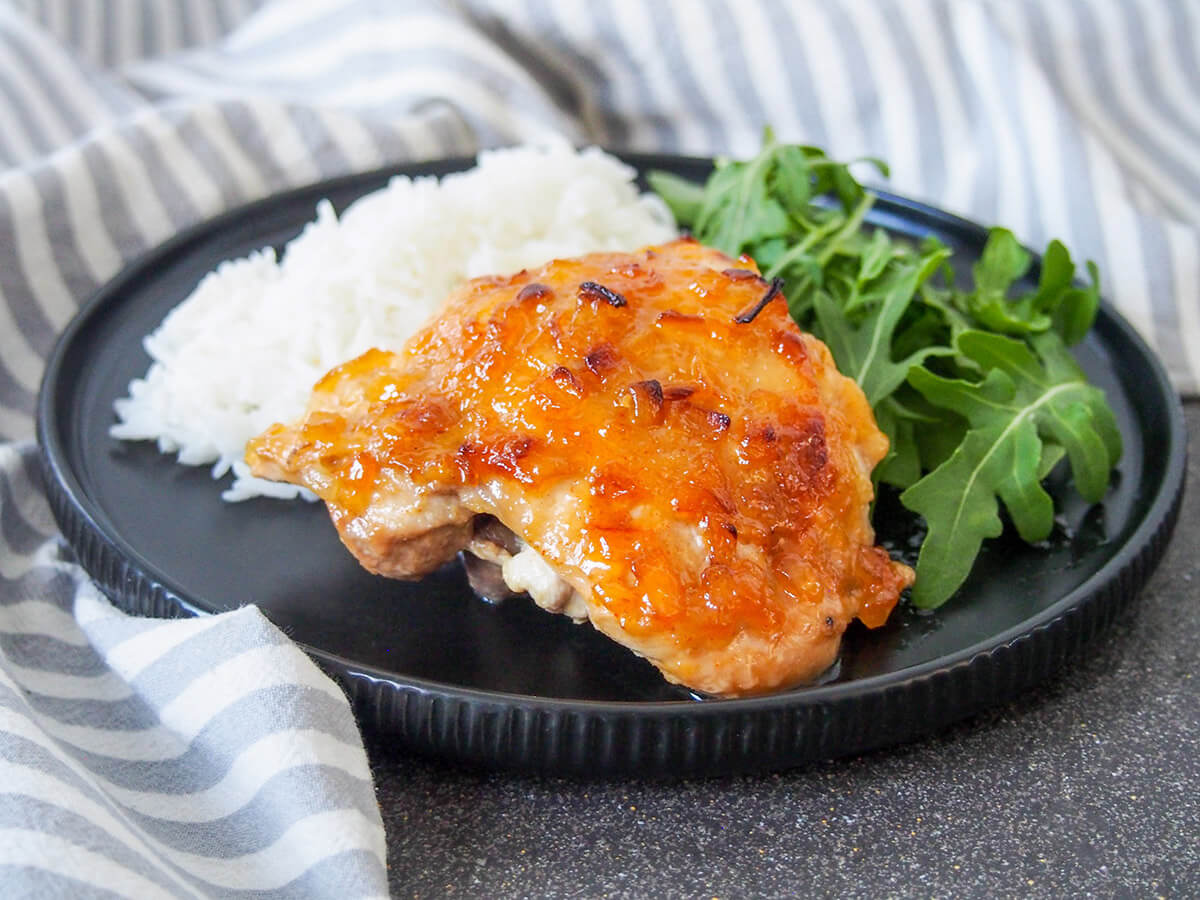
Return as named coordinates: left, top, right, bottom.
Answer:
left=247, top=238, right=912, bottom=696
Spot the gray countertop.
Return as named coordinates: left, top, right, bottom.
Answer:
left=366, top=400, right=1198, bottom=899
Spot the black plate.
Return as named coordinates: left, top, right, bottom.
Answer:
left=37, top=155, right=1186, bottom=775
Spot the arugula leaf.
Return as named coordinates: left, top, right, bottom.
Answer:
left=901, top=330, right=1121, bottom=607
left=689, top=129, right=793, bottom=256
left=960, top=229, right=1052, bottom=335
left=812, top=240, right=951, bottom=407
left=870, top=389, right=967, bottom=489
left=645, top=170, right=705, bottom=224
left=772, top=144, right=817, bottom=214
left=1037, top=242, right=1101, bottom=345
left=857, top=227, right=894, bottom=285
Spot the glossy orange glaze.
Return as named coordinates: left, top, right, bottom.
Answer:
left=248, top=238, right=912, bottom=694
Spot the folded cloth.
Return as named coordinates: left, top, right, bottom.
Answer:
left=0, top=0, right=1197, bottom=896
left=0, top=448, right=389, bottom=898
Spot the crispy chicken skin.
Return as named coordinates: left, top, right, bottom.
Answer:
left=247, top=238, right=912, bottom=696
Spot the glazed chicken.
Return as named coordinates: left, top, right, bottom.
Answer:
left=247, top=238, right=912, bottom=696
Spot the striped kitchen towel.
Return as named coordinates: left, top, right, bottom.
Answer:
left=1, top=0, right=1197, bottom=896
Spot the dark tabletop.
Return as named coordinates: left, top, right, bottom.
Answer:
left=364, top=400, right=1198, bottom=900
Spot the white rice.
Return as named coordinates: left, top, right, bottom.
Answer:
left=110, top=142, right=677, bottom=501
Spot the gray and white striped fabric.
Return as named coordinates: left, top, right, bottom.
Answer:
left=1, top=1, right=1197, bottom=895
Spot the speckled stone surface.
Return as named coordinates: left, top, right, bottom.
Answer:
left=365, top=401, right=1198, bottom=900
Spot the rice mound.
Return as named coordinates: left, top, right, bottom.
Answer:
left=110, top=143, right=677, bottom=501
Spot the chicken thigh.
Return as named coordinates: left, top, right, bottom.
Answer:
left=247, top=238, right=912, bottom=696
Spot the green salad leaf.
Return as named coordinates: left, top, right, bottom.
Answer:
left=650, top=129, right=1121, bottom=609
left=900, top=331, right=1121, bottom=607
